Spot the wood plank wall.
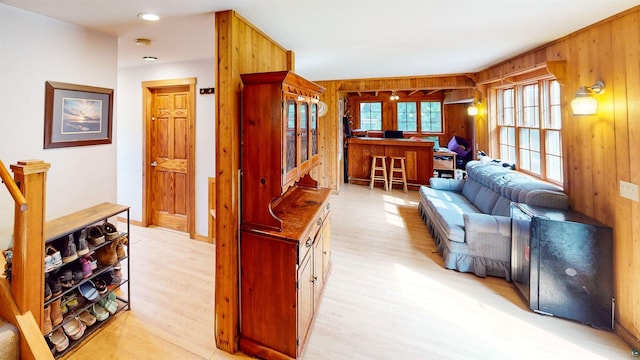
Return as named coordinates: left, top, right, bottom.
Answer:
left=215, top=10, right=291, bottom=353
left=477, top=6, right=640, bottom=347
left=313, top=80, right=343, bottom=192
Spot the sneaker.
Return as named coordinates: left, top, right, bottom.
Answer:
left=44, top=246, right=62, bottom=271
left=79, top=258, right=92, bottom=278
left=87, top=226, right=105, bottom=247
left=48, top=274, right=62, bottom=297
left=61, top=234, right=77, bottom=263
left=75, top=229, right=89, bottom=256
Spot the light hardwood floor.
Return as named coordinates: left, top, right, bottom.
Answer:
left=66, top=184, right=632, bottom=359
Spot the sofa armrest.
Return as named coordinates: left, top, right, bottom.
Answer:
left=429, top=178, right=465, bottom=191
left=463, top=213, right=512, bottom=261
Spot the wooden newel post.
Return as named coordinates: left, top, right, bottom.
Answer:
left=10, top=160, right=50, bottom=331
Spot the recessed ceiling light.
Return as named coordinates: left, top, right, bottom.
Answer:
left=143, top=56, right=158, bottom=61
left=137, top=13, right=160, bottom=21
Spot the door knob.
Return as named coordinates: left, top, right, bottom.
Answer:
left=151, top=161, right=158, bottom=167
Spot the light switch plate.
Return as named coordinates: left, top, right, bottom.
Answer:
left=620, top=180, right=639, bottom=201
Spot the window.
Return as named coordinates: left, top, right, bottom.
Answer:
left=396, top=101, right=442, bottom=132
left=359, top=102, right=382, bottom=130
left=420, top=101, right=442, bottom=132
left=397, top=102, right=417, bottom=131
left=496, top=79, right=562, bottom=183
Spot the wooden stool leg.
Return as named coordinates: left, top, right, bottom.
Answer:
left=382, top=159, right=388, bottom=191
left=369, top=157, right=376, bottom=189
left=400, top=158, right=407, bottom=192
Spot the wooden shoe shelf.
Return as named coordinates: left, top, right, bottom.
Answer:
left=43, top=202, right=130, bottom=358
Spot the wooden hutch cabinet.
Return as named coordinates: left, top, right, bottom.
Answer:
left=239, top=71, right=332, bottom=360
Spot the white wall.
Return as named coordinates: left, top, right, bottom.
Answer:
left=117, top=59, right=216, bottom=237
left=0, top=4, right=118, bottom=250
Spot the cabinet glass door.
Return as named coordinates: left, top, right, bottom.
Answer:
left=286, top=100, right=297, bottom=173
left=311, top=103, right=318, bottom=157
left=300, top=103, right=309, bottom=163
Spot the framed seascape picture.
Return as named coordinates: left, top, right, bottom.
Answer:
left=44, top=81, right=114, bottom=149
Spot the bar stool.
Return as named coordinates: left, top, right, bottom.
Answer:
left=389, top=156, right=408, bottom=193
left=369, top=155, right=389, bottom=191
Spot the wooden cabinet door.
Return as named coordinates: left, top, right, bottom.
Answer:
left=284, top=98, right=298, bottom=185
left=313, top=231, right=324, bottom=307
left=297, top=250, right=314, bottom=354
left=321, top=215, right=331, bottom=280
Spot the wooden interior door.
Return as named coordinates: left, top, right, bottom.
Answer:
left=142, top=79, right=195, bottom=235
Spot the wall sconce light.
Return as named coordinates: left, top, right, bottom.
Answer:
left=467, top=100, right=480, bottom=116
left=390, top=91, right=400, bottom=101
left=571, top=80, right=605, bottom=116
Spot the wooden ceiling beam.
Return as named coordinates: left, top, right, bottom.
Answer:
left=337, top=74, right=476, bottom=92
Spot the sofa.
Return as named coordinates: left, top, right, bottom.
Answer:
left=418, top=160, right=569, bottom=280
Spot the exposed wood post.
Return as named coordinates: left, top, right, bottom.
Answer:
left=10, top=160, right=50, bottom=333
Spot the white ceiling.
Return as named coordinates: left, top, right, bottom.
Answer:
left=2, top=0, right=639, bottom=81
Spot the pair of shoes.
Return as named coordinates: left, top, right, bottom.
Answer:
left=61, top=234, right=78, bottom=263
left=90, top=303, right=109, bottom=321
left=75, top=228, right=89, bottom=256
left=94, top=278, right=108, bottom=295
left=58, top=269, right=73, bottom=289
left=95, top=241, right=118, bottom=266
left=47, top=275, right=62, bottom=297
left=88, top=226, right=105, bottom=247
left=48, top=328, right=69, bottom=352
left=98, top=292, right=118, bottom=315
left=78, top=309, right=96, bottom=326
left=44, top=246, right=62, bottom=272
left=62, top=315, right=86, bottom=341
left=79, top=257, right=92, bottom=278
left=102, top=269, right=121, bottom=286
left=103, top=222, right=118, bottom=241
left=44, top=281, right=52, bottom=301
left=62, top=293, right=78, bottom=310
left=84, top=255, right=98, bottom=270
left=79, top=281, right=98, bottom=301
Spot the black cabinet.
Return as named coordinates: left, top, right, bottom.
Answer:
left=510, top=203, right=614, bottom=330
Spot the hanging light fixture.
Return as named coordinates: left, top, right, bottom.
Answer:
left=571, top=80, right=605, bottom=116
left=390, top=91, right=400, bottom=101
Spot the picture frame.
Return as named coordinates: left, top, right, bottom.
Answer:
left=44, top=81, right=114, bottom=149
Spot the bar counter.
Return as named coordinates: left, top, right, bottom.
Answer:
left=346, top=137, right=435, bottom=188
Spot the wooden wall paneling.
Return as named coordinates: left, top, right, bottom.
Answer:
left=478, top=7, right=640, bottom=346
left=611, top=12, right=636, bottom=339
left=208, top=177, right=216, bottom=243
left=313, top=80, right=341, bottom=192
left=215, top=10, right=291, bottom=353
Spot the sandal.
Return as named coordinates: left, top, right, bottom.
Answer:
left=62, top=316, right=85, bottom=341
left=48, top=328, right=69, bottom=352
left=79, top=281, right=98, bottom=301
left=99, top=292, right=118, bottom=315
left=94, top=278, right=108, bottom=295
left=90, top=303, right=109, bottom=321
left=78, top=309, right=96, bottom=327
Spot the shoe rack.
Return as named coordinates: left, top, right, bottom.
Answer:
left=42, top=202, right=130, bottom=358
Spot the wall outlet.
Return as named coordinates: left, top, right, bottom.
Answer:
left=620, top=180, right=639, bottom=201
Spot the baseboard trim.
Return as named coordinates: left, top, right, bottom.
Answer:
left=615, top=321, right=640, bottom=352
left=116, top=216, right=214, bottom=244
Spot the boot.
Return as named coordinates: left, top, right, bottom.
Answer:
left=115, top=237, right=126, bottom=260
left=50, top=297, right=63, bottom=327
left=42, top=304, right=53, bottom=334
left=95, top=241, right=118, bottom=266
